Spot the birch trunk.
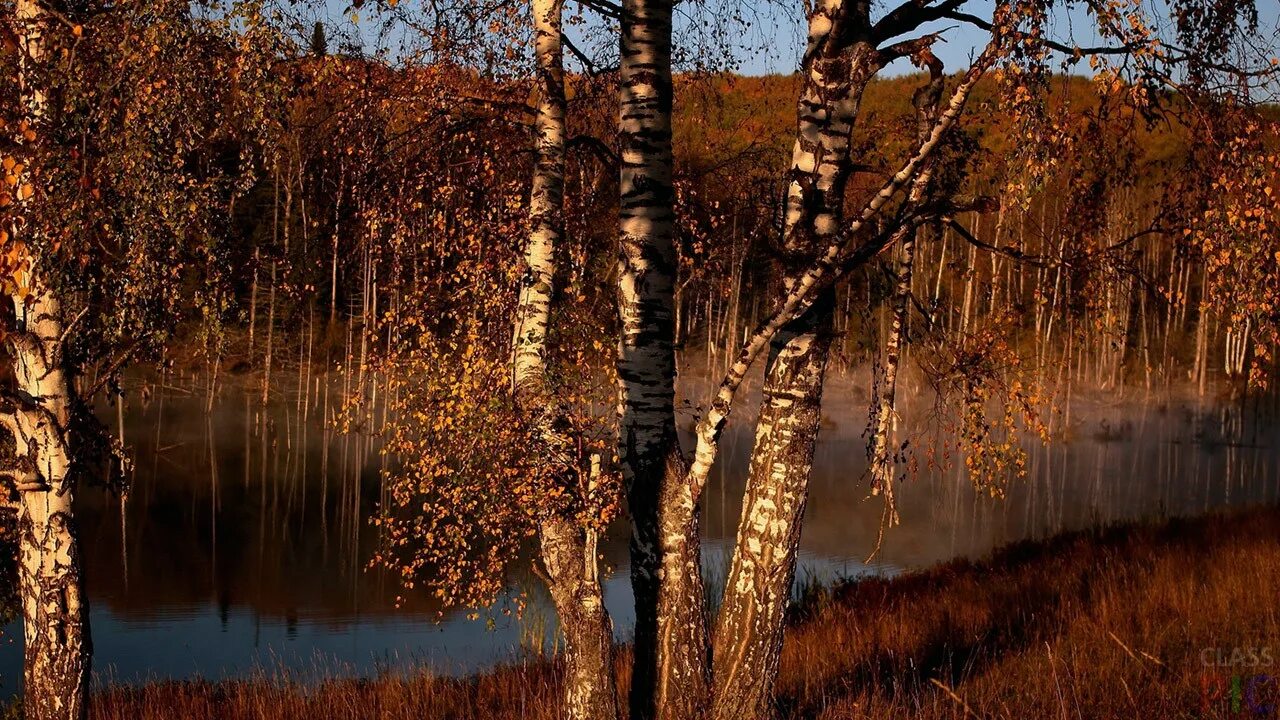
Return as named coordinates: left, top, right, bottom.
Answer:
left=866, top=226, right=918, bottom=520
left=709, top=296, right=834, bottom=720
left=617, top=2, right=704, bottom=718
left=8, top=293, right=90, bottom=720
left=866, top=61, right=945, bottom=523
left=711, top=5, right=874, bottom=717
left=513, top=2, right=618, bottom=717
left=538, top=515, right=617, bottom=720
left=6, top=4, right=91, bottom=718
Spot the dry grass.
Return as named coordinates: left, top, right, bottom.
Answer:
left=779, top=506, right=1280, bottom=719
left=90, top=661, right=569, bottom=720
left=85, top=506, right=1280, bottom=719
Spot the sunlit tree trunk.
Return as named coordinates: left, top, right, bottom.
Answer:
left=513, top=2, right=618, bottom=717
left=616, top=2, right=705, bottom=719
left=537, top=511, right=617, bottom=720
left=709, top=298, right=834, bottom=720
left=7, top=295, right=90, bottom=720
left=706, top=38, right=984, bottom=719
left=5, top=4, right=91, bottom=718
left=711, top=5, right=874, bottom=718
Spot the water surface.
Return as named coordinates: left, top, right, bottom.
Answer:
left=2, top=373, right=1276, bottom=696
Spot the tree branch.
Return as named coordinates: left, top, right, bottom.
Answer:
left=568, top=134, right=619, bottom=169
left=873, top=0, right=967, bottom=45
left=561, top=33, right=601, bottom=77
left=943, top=11, right=1140, bottom=57
left=945, top=219, right=1169, bottom=269
left=683, top=41, right=998, bottom=502
left=576, top=0, right=621, bottom=21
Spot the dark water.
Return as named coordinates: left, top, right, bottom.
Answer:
left=2, top=373, right=1278, bottom=696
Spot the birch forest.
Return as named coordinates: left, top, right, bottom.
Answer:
left=1, top=1, right=1279, bottom=719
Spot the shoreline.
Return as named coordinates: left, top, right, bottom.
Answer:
left=64, top=504, right=1280, bottom=719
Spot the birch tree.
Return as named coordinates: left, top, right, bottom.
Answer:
left=708, top=35, right=981, bottom=720
left=514, top=1, right=618, bottom=716
left=273, top=2, right=1276, bottom=719
left=3, top=4, right=91, bottom=715
left=615, top=2, right=707, bottom=719
left=865, top=53, right=947, bottom=525
left=0, top=3, right=246, bottom=715
left=605, top=2, right=997, bottom=710
left=707, top=5, right=870, bottom=714
left=370, top=6, right=627, bottom=719
left=632, top=1, right=1273, bottom=719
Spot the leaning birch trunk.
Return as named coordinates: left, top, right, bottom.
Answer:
left=866, top=226, right=919, bottom=524
left=866, top=56, right=946, bottom=526
left=6, top=3, right=91, bottom=718
left=512, top=2, right=618, bottom=717
left=710, top=5, right=872, bottom=718
left=616, top=2, right=704, bottom=719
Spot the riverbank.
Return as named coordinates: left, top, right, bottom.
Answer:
left=71, top=504, right=1280, bottom=719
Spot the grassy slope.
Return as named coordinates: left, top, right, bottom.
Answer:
left=87, top=505, right=1280, bottom=719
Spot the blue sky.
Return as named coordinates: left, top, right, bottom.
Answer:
left=669, top=0, right=1280, bottom=77
left=313, top=0, right=1279, bottom=80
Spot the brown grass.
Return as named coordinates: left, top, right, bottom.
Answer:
left=84, top=506, right=1280, bottom=720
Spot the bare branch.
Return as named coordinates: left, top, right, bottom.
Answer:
left=568, top=134, right=619, bottom=168
left=945, top=218, right=1170, bottom=269
left=576, top=0, right=621, bottom=21
left=944, top=10, right=1144, bottom=57
left=873, top=0, right=967, bottom=45
left=562, top=33, right=608, bottom=77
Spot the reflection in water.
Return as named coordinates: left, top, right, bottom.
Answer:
left=1, top=375, right=1277, bottom=696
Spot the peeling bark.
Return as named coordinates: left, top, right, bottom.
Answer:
left=7, top=4, right=91, bottom=719
left=539, top=513, right=618, bottom=720
left=710, top=295, right=833, bottom=720
left=707, top=32, right=991, bottom=719
left=8, top=294, right=91, bottom=720
left=711, top=5, right=872, bottom=718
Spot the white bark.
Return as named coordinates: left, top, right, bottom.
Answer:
left=513, top=3, right=618, bottom=718
left=615, top=3, right=703, bottom=719
left=685, top=44, right=997, bottom=501
left=867, top=56, right=945, bottom=525
left=9, top=294, right=90, bottom=720
left=710, top=6, right=867, bottom=716
left=617, top=0, right=678, bottom=475
left=512, top=0, right=566, bottom=392
left=709, top=34, right=991, bottom=720
left=6, top=4, right=91, bottom=718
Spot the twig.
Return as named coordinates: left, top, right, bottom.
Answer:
left=1107, top=630, right=1140, bottom=663
left=930, top=678, right=984, bottom=719
left=1107, top=629, right=1166, bottom=667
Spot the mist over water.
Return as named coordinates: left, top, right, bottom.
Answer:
left=2, top=369, right=1277, bottom=697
